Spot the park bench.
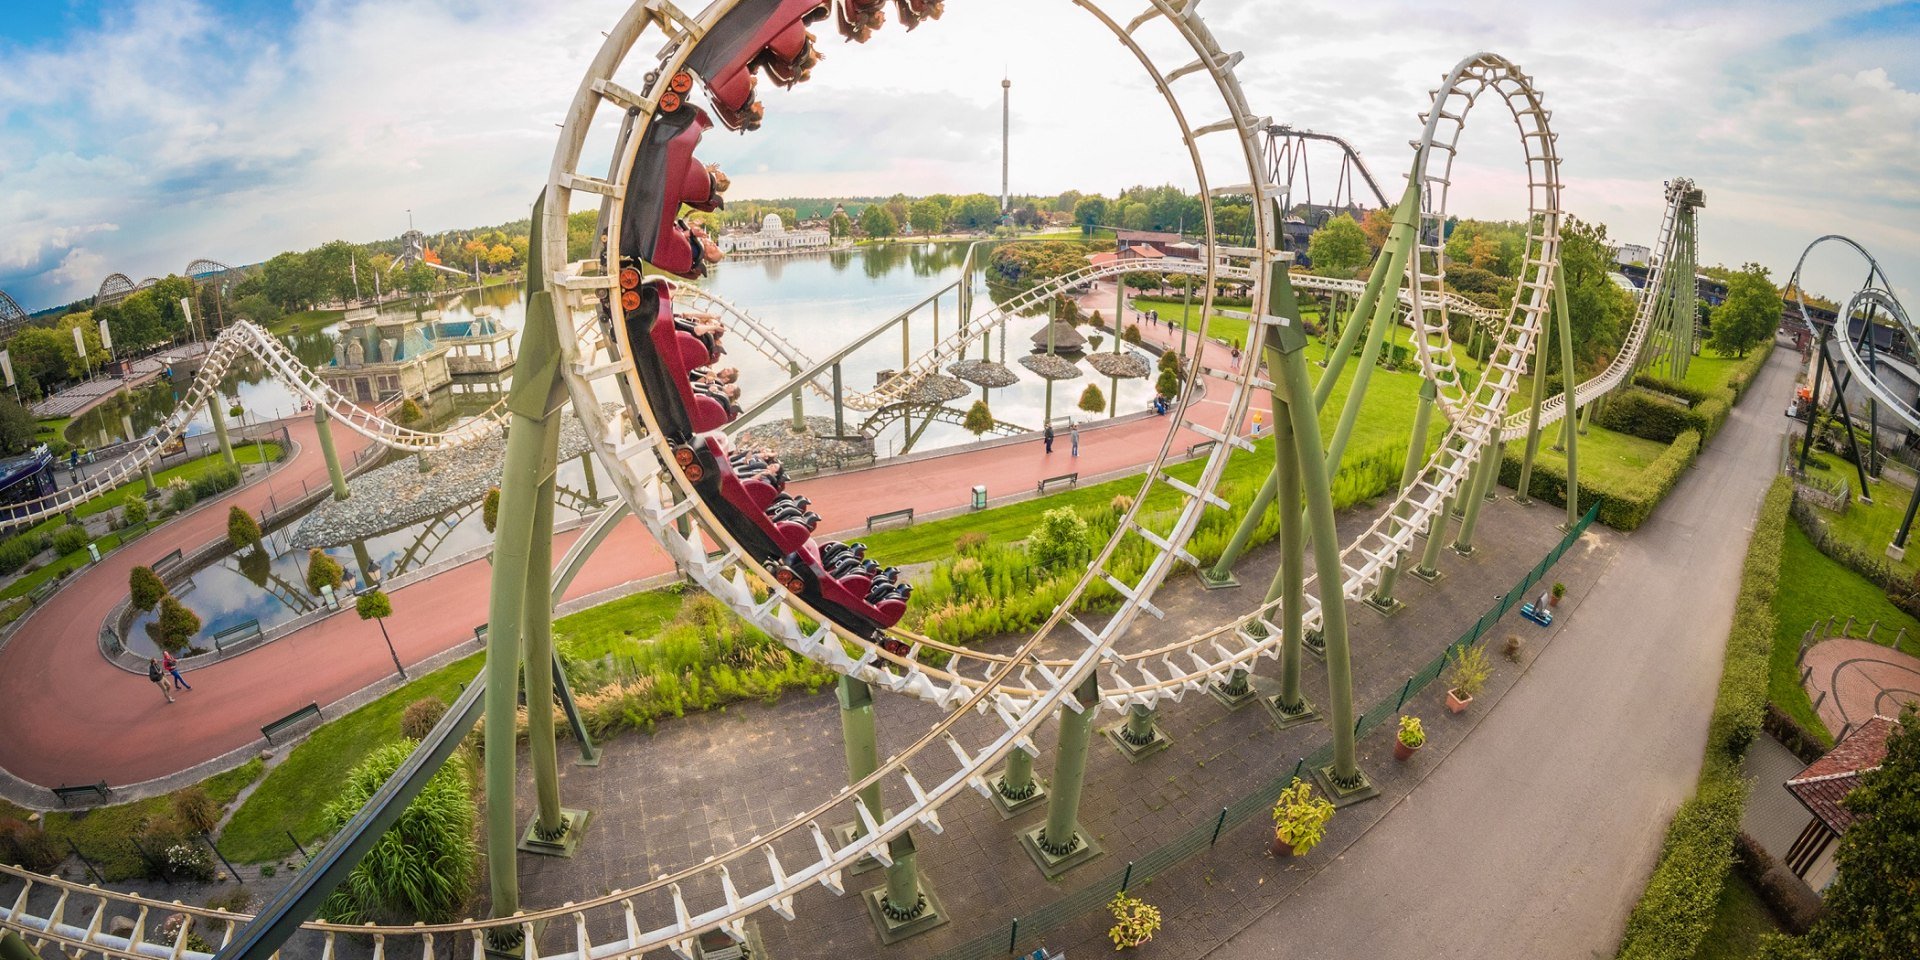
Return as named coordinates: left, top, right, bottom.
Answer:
left=1037, top=472, right=1079, bottom=494
left=52, top=782, right=111, bottom=806
left=212, top=618, right=263, bottom=652
left=866, top=507, right=914, bottom=531
left=261, top=702, right=322, bottom=745
left=1187, top=439, right=1219, bottom=459
left=151, top=548, right=185, bottom=576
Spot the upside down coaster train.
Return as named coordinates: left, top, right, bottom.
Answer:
left=0, top=2, right=1717, bottom=959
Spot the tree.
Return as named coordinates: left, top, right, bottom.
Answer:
left=306, top=549, right=345, bottom=596
left=227, top=506, right=262, bottom=550
left=1709, top=263, right=1782, bottom=358
left=1157, top=366, right=1181, bottom=399
left=954, top=193, right=1001, bottom=230
left=858, top=204, right=898, bottom=239
left=828, top=210, right=853, bottom=240
left=1557, top=216, right=1634, bottom=372
left=1079, top=383, right=1106, bottom=413
left=908, top=200, right=944, bottom=236
left=1120, top=202, right=1151, bottom=231
left=1073, top=196, right=1109, bottom=234
left=1359, top=205, right=1396, bottom=253
left=356, top=589, right=406, bottom=679
left=0, top=396, right=33, bottom=452
left=485, top=243, right=514, bottom=271
left=962, top=400, right=993, bottom=436
left=1308, top=214, right=1370, bottom=280
left=1123, top=272, right=1163, bottom=293
left=144, top=596, right=202, bottom=652
left=396, top=398, right=424, bottom=425
left=129, top=566, right=166, bottom=612
left=1761, top=709, right=1919, bottom=960
left=317, top=739, right=476, bottom=924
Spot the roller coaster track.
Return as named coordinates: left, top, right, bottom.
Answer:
left=0, top=321, right=506, bottom=530
left=856, top=402, right=1029, bottom=440
left=1493, top=177, right=1702, bottom=442
left=0, top=17, right=1565, bottom=960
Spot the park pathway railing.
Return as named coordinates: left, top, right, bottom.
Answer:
left=936, top=500, right=1601, bottom=960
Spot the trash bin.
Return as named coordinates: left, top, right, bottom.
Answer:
left=972, top=484, right=987, bottom=510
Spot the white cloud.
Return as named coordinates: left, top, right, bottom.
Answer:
left=0, top=0, right=1915, bottom=310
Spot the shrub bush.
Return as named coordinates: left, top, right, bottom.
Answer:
left=168, top=484, right=195, bottom=515
left=396, top=399, right=424, bottom=426
left=317, top=739, right=476, bottom=924
left=122, top=498, right=148, bottom=527
left=953, top=531, right=987, bottom=555
left=1123, top=322, right=1143, bottom=344
left=228, top=506, right=263, bottom=549
left=145, top=596, right=203, bottom=652
left=1615, top=478, right=1791, bottom=960
left=190, top=465, right=242, bottom=500
left=401, top=697, right=449, bottom=740
left=306, top=549, right=344, bottom=596
left=482, top=487, right=501, bottom=534
left=51, top=523, right=88, bottom=556
left=1499, top=429, right=1701, bottom=531
left=1027, top=507, right=1092, bottom=570
left=0, top=533, right=50, bottom=576
left=1595, top=389, right=1694, bottom=443
left=130, top=566, right=166, bottom=612
left=0, top=819, right=64, bottom=872
left=1078, top=384, right=1106, bottom=414
left=204, top=885, right=253, bottom=914
left=962, top=400, right=993, bottom=436
left=172, top=785, right=220, bottom=834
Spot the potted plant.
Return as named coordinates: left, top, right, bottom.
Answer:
left=1394, top=715, right=1426, bottom=760
left=1270, top=777, right=1334, bottom=857
left=1106, top=892, right=1160, bottom=950
left=1550, top=582, right=1566, bottom=607
left=1444, top=643, right=1491, bottom=714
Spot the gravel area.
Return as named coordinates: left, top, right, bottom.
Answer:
left=735, top=416, right=875, bottom=472
left=1018, top=353, right=1084, bottom=381
left=1085, top=352, right=1151, bottom=379
left=948, top=359, right=1019, bottom=388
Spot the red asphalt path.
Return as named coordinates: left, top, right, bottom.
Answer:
left=0, top=293, right=1246, bottom=791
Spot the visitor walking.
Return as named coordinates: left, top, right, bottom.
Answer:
left=1070, top=422, right=1080, bottom=458
left=147, top=658, right=173, bottom=704
left=162, top=649, right=191, bottom=691
left=1043, top=422, right=1055, bottom=454
left=1252, top=409, right=1263, bottom=435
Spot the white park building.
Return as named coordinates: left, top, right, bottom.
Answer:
left=717, top=214, right=833, bottom=255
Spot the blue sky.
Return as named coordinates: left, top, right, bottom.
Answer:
left=2, top=0, right=1918, bottom=312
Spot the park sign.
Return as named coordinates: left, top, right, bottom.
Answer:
left=98, top=318, right=113, bottom=352
left=72, top=325, right=86, bottom=361
left=0, top=349, right=13, bottom=388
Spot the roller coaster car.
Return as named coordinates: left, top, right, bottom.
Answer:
left=683, top=0, right=830, bottom=131
left=776, top=539, right=910, bottom=631
left=892, top=0, right=942, bottom=30
left=692, top=436, right=814, bottom=556
left=620, top=281, right=730, bottom=445
left=617, top=105, right=726, bottom=278
left=836, top=0, right=887, bottom=42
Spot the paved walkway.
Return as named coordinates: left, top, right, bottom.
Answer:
left=0, top=305, right=1246, bottom=795
left=1204, top=345, right=1798, bottom=958
left=1802, top=636, right=1920, bottom=733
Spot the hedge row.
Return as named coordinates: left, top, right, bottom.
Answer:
left=1500, top=429, right=1702, bottom=531
left=1616, top=476, right=1791, bottom=959
left=1595, top=389, right=1697, bottom=444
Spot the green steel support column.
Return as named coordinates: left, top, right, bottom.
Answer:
left=1369, top=379, right=1435, bottom=610
left=789, top=360, right=806, bottom=431
left=207, top=395, right=237, bottom=471
left=1200, top=464, right=1276, bottom=589
left=481, top=196, right=574, bottom=932
left=1268, top=268, right=1372, bottom=801
left=1415, top=493, right=1453, bottom=581
left=313, top=407, right=349, bottom=501
left=125, top=413, right=157, bottom=497
left=838, top=675, right=883, bottom=840
left=521, top=409, right=572, bottom=847
left=1451, top=440, right=1497, bottom=556
left=1266, top=373, right=1314, bottom=726
left=1555, top=269, right=1581, bottom=529
left=1487, top=440, right=1504, bottom=501
left=1022, top=672, right=1102, bottom=875
left=1515, top=301, right=1552, bottom=504
left=991, top=745, right=1044, bottom=815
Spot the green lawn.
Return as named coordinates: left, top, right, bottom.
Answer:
left=1505, top=420, right=1670, bottom=490
left=1770, top=520, right=1920, bottom=745
left=1808, top=475, right=1920, bottom=580
left=1692, top=870, right=1784, bottom=960
left=220, top=588, right=688, bottom=863
left=1679, top=352, right=1749, bottom=396
left=33, top=417, right=73, bottom=451
left=0, top=760, right=263, bottom=881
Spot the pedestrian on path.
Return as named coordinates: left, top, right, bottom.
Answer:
left=1070, top=422, right=1080, bottom=458
left=1252, top=409, right=1263, bottom=435
left=147, top=658, right=173, bottom=704
left=162, top=650, right=191, bottom=691
left=1043, top=422, right=1055, bottom=454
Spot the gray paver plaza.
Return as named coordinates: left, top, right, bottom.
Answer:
left=504, top=486, right=1615, bottom=959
